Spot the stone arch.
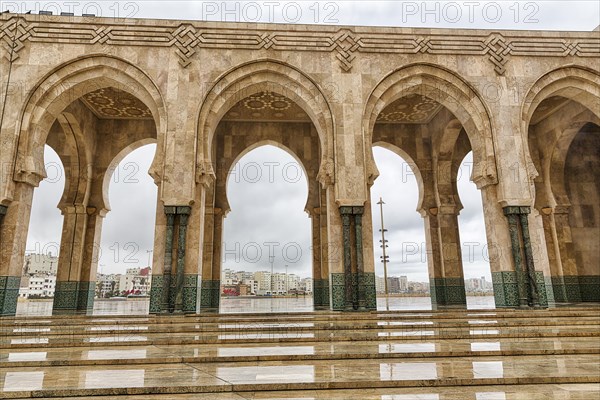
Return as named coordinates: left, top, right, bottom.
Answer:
left=196, top=59, right=336, bottom=187
left=224, top=141, right=311, bottom=215
left=364, top=63, right=497, bottom=189
left=522, top=65, right=600, bottom=183
left=102, top=138, right=158, bottom=213
left=13, top=55, right=168, bottom=188
left=372, top=141, right=425, bottom=214
left=547, top=120, right=598, bottom=208
left=51, top=113, right=92, bottom=211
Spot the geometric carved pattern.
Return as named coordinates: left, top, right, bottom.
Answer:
left=377, top=94, right=443, bottom=124
left=81, top=87, right=153, bottom=120
left=2, top=16, right=598, bottom=74
left=223, top=92, right=309, bottom=122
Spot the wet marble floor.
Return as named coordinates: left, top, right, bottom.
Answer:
left=1, top=306, right=598, bottom=398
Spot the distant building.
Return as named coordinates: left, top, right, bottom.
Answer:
left=23, top=253, right=58, bottom=275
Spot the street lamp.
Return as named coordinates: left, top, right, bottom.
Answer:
left=378, top=197, right=390, bottom=311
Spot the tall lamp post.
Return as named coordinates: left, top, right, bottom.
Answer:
left=378, top=197, right=390, bottom=310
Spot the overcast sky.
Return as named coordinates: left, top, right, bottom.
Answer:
left=23, top=1, right=599, bottom=282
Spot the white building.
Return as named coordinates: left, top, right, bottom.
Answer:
left=243, top=279, right=259, bottom=295
left=300, top=278, right=313, bottom=294
left=23, top=253, right=58, bottom=275
left=254, top=271, right=272, bottom=295
left=20, top=275, right=56, bottom=298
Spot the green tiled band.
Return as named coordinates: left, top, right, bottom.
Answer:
left=430, top=277, right=467, bottom=308
left=313, top=279, right=330, bottom=310
left=579, top=276, right=600, bottom=302
left=331, top=273, right=345, bottom=311
left=182, top=274, right=198, bottom=314
left=150, top=274, right=199, bottom=314
left=200, top=280, right=220, bottom=312
left=492, top=271, right=520, bottom=308
left=53, top=281, right=95, bottom=315
left=361, top=272, right=377, bottom=310
left=0, top=276, right=20, bottom=316
left=329, top=272, right=376, bottom=311
left=492, top=271, right=548, bottom=308
left=77, top=281, right=96, bottom=313
left=149, top=274, right=164, bottom=314
left=551, top=275, right=599, bottom=303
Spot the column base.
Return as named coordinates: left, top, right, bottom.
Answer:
left=182, top=275, right=199, bottom=314
left=149, top=275, right=165, bottom=314
left=0, top=276, right=20, bottom=317
left=430, top=278, right=467, bottom=308
left=199, top=280, right=220, bottom=312
left=492, top=271, right=548, bottom=308
left=312, top=279, right=330, bottom=310
left=53, top=281, right=95, bottom=315
left=330, top=273, right=376, bottom=312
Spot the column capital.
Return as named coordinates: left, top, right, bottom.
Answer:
left=60, top=204, right=88, bottom=215
left=503, top=206, right=531, bottom=216
left=339, top=206, right=364, bottom=215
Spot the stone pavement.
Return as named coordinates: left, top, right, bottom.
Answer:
left=0, top=307, right=599, bottom=398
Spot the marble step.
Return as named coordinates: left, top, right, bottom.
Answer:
left=8, top=307, right=600, bottom=325
left=3, top=323, right=599, bottom=349
left=6, top=317, right=600, bottom=338
left=2, top=354, right=599, bottom=398
left=1, top=337, right=598, bottom=367
left=29, top=383, right=600, bottom=400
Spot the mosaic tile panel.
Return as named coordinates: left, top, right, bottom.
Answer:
left=182, top=274, right=198, bottom=314
left=429, top=278, right=467, bottom=308
left=330, top=273, right=346, bottom=311
left=0, top=276, right=20, bottom=317
left=492, top=271, right=519, bottom=308
left=200, top=280, right=220, bottom=312
left=578, top=275, right=600, bottom=302
left=313, top=279, right=330, bottom=310
left=53, top=281, right=80, bottom=315
left=361, top=272, right=377, bottom=310
left=149, top=275, right=164, bottom=314
left=77, top=281, right=96, bottom=314
left=535, top=271, right=548, bottom=308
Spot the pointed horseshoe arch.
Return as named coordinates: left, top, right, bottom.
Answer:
left=363, top=63, right=498, bottom=190
left=13, top=55, right=168, bottom=190
left=195, top=59, right=336, bottom=187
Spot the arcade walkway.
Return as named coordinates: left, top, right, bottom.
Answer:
left=1, top=307, right=599, bottom=399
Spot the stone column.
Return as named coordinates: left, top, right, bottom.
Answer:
left=153, top=206, right=193, bottom=314
left=326, top=187, right=345, bottom=311
left=0, top=186, right=34, bottom=317
left=161, top=208, right=176, bottom=313
left=174, top=206, right=191, bottom=313
left=340, top=208, right=353, bottom=311
left=503, top=206, right=544, bottom=308
left=422, top=206, right=466, bottom=309
left=354, top=211, right=366, bottom=311
left=53, top=205, right=89, bottom=315
left=318, top=202, right=330, bottom=309
left=210, top=210, right=224, bottom=311
left=550, top=206, right=581, bottom=302
left=76, top=208, right=106, bottom=314
left=435, top=207, right=467, bottom=308
left=338, top=206, right=374, bottom=312
left=310, top=210, right=326, bottom=310
left=199, top=204, right=222, bottom=313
